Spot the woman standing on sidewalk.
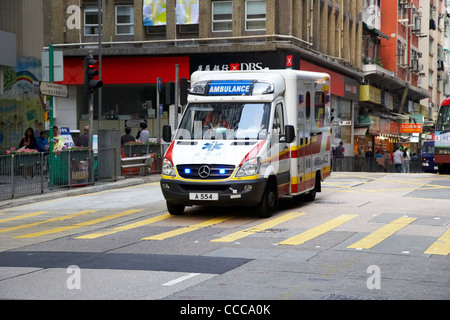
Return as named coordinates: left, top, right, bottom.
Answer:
left=402, top=147, right=411, bottom=173
left=19, top=127, right=37, bottom=180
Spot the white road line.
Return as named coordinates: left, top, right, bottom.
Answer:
left=162, top=273, right=201, bottom=286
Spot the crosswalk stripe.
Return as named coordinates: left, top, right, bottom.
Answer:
left=278, top=214, right=358, bottom=246
left=75, top=213, right=172, bottom=239
left=0, top=210, right=98, bottom=234
left=13, top=209, right=144, bottom=239
left=424, top=228, right=450, bottom=256
left=347, top=217, right=417, bottom=249
left=211, top=212, right=307, bottom=243
left=142, top=216, right=234, bottom=241
left=0, top=211, right=49, bottom=224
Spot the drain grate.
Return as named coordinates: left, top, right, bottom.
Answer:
left=314, top=200, right=347, bottom=205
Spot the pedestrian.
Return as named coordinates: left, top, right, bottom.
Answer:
left=137, top=122, right=150, bottom=143
left=19, top=127, right=37, bottom=151
left=330, top=145, right=335, bottom=171
left=19, top=127, right=38, bottom=180
left=76, top=126, right=90, bottom=147
left=52, top=126, right=65, bottom=151
left=365, top=147, right=374, bottom=158
left=335, top=141, right=345, bottom=158
left=36, top=130, right=48, bottom=153
left=393, top=146, right=403, bottom=173
left=121, top=127, right=135, bottom=145
left=402, top=147, right=411, bottom=173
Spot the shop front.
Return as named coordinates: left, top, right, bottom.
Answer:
left=58, top=55, right=190, bottom=138
left=300, top=60, right=360, bottom=156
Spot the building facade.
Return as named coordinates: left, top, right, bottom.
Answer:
left=42, top=0, right=363, bottom=155
left=2, top=0, right=449, bottom=156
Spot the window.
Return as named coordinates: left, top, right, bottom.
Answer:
left=84, top=7, right=100, bottom=36
left=116, top=5, right=134, bottom=35
left=245, top=0, right=266, bottom=31
left=315, top=92, right=325, bottom=128
left=212, top=1, right=232, bottom=32
left=175, top=103, right=271, bottom=140
left=305, top=92, right=311, bottom=120
left=273, top=103, right=285, bottom=136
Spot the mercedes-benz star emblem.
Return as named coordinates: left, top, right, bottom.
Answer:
left=198, top=165, right=211, bottom=179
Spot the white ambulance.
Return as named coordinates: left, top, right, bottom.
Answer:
left=161, top=69, right=332, bottom=217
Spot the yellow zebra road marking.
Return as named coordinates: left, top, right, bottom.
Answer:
left=424, top=228, right=450, bottom=256
left=76, top=213, right=172, bottom=239
left=347, top=217, right=417, bottom=249
left=0, top=210, right=98, bottom=234
left=14, top=209, right=144, bottom=239
left=278, top=214, right=358, bottom=246
left=0, top=211, right=49, bottom=224
left=211, top=212, right=307, bottom=243
left=142, top=216, right=234, bottom=241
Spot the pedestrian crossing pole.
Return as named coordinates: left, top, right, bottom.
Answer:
left=48, top=44, right=54, bottom=190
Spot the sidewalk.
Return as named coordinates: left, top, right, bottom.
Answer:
left=0, top=174, right=162, bottom=210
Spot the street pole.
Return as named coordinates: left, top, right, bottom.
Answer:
left=48, top=44, right=54, bottom=189
left=97, top=0, right=103, bottom=130
left=157, top=77, right=161, bottom=152
left=174, top=64, right=179, bottom=128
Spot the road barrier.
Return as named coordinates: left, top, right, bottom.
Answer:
left=0, top=148, right=120, bottom=200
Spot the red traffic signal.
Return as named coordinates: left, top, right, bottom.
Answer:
left=84, top=56, right=103, bottom=94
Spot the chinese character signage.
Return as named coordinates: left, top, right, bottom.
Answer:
left=400, top=123, right=423, bottom=133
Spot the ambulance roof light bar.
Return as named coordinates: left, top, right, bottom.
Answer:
left=190, top=80, right=274, bottom=96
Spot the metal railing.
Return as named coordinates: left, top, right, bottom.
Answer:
left=332, top=156, right=424, bottom=173
left=0, top=148, right=118, bottom=200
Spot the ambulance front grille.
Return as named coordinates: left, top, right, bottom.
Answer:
left=177, top=164, right=235, bottom=180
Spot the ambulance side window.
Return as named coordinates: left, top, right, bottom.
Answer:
left=315, top=92, right=325, bottom=128
left=305, top=92, right=311, bottom=120
left=273, top=103, right=285, bottom=135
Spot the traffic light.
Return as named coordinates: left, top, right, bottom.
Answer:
left=180, top=78, right=189, bottom=105
left=84, top=56, right=103, bottom=94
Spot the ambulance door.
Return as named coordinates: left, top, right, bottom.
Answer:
left=272, top=101, right=290, bottom=191
left=296, top=88, right=306, bottom=194
left=304, top=89, right=314, bottom=190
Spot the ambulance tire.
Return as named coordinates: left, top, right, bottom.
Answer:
left=167, top=202, right=185, bottom=215
left=256, top=180, right=277, bottom=218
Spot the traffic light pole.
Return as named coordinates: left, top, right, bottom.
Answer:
left=48, top=44, right=54, bottom=189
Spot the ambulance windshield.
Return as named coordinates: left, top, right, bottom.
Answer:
left=176, top=103, right=271, bottom=140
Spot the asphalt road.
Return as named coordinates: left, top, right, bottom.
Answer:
left=0, top=172, right=449, bottom=303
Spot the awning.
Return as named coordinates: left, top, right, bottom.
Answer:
left=363, top=22, right=390, bottom=40
left=354, top=128, right=368, bottom=136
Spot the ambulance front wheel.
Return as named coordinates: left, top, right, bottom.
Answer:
left=167, top=202, right=185, bottom=215
left=256, top=180, right=277, bottom=218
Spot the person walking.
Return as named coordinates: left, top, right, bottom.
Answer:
left=402, top=147, right=411, bottom=173
left=393, top=147, right=403, bottom=173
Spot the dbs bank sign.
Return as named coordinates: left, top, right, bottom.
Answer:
left=190, top=52, right=300, bottom=73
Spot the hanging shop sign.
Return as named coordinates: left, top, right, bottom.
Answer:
left=400, top=123, right=423, bottom=133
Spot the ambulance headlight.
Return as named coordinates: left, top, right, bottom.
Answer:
left=162, top=158, right=176, bottom=176
left=236, top=158, right=261, bottom=177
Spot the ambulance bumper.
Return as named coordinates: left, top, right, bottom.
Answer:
left=160, top=178, right=267, bottom=207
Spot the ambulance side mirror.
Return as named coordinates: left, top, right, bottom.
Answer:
left=281, top=125, right=296, bottom=144
left=162, top=125, right=172, bottom=142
